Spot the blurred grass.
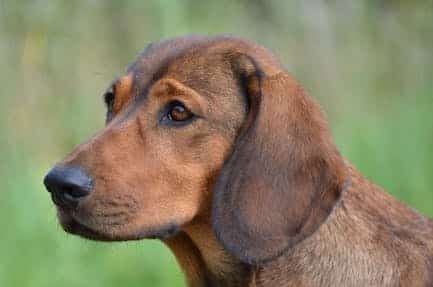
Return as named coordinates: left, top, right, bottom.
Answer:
left=0, top=1, right=432, bottom=286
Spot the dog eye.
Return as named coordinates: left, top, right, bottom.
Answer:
left=166, top=101, right=194, bottom=123
left=104, top=91, right=115, bottom=108
left=103, top=91, right=115, bottom=123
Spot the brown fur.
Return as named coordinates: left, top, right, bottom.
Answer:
left=47, top=35, right=433, bottom=286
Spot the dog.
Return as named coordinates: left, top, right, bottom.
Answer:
left=43, top=35, right=433, bottom=287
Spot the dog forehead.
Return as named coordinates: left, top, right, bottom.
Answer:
left=125, top=36, right=266, bottom=92
left=115, top=35, right=284, bottom=113
left=127, top=36, right=208, bottom=85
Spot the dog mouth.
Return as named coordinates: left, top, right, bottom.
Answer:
left=56, top=208, right=180, bottom=241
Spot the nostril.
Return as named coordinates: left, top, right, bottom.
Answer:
left=61, top=182, right=92, bottom=198
left=43, top=165, right=94, bottom=209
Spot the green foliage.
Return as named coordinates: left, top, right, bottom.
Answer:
left=0, top=1, right=432, bottom=286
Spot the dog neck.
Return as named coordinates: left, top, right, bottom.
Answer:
left=164, top=216, right=252, bottom=287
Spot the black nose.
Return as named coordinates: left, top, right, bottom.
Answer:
left=43, top=166, right=94, bottom=210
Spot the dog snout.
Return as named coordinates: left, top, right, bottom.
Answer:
left=44, top=165, right=94, bottom=210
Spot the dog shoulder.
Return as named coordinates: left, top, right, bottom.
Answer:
left=254, top=164, right=433, bottom=286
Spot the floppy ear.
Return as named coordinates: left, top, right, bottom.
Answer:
left=212, top=55, right=348, bottom=265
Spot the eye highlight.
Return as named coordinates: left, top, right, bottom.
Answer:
left=162, top=101, right=195, bottom=126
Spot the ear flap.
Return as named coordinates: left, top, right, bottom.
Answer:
left=212, top=55, right=348, bottom=265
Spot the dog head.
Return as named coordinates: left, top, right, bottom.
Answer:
left=44, top=36, right=347, bottom=265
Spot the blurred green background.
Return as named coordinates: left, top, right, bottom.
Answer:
left=1, top=1, right=432, bottom=286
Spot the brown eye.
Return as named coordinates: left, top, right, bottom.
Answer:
left=167, top=102, right=194, bottom=122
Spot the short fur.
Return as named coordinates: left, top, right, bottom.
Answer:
left=46, top=35, right=433, bottom=287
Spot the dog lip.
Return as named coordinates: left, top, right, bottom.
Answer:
left=56, top=207, right=109, bottom=240
left=59, top=212, right=118, bottom=241
left=57, top=208, right=180, bottom=241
